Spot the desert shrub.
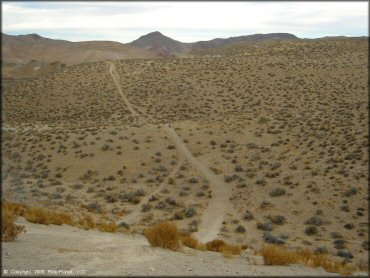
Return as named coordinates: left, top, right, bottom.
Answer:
left=343, top=187, right=358, bottom=197
left=188, top=177, right=198, bottom=184
left=337, top=250, right=354, bottom=259
left=196, top=191, right=205, bottom=197
left=244, top=210, right=254, bottom=220
left=184, top=208, right=196, bottom=218
left=269, top=188, right=286, bottom=197
left=263, top=232, right=285, bottom=244
left=210, top=140, right=217, bottom=146
left=235, top=225, right=246, bottom=233
left=86, top=202, right=102, bottom=213
left=257, top=221, right=273, bottom=231
left=305, top=226, right=318, bottom=235
left=142, top=203, right=152, bottom=212
left=144, top=222, right=181, bottom=251
left=305, top=216, right=323, bottom=226
left=268, top=215, right=286, bottom=225
left=2, top=206, right=26, bottom=241
left=362, top=240, right=369, bottom=250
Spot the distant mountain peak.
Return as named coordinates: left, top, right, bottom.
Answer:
left=128, top=31, right=189, bottom=58
left=20, top=33, right=44, bottom=40
left=149, top=31, right=162, bottom=35
left=140, top=31, right=167, bottom=39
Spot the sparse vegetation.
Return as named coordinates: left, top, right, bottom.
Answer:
left=2, top=36, right=368, bottom=274
left=260, top=244, right=357, bottom=275
left=2, top=200, right=118, bottom=233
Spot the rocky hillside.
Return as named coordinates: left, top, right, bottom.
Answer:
left=2, top=33, right=157, bottom=65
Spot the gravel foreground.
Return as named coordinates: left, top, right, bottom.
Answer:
left=3, top=219, right=368, bottom=276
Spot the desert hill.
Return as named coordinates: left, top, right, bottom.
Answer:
left=2, top=31, right=299, bottom=66
left=2, top=33, right=157, bottom=65
left=128, top=31, right=299, bottom=57
left=190, top=33, right=298, bottom=51
left=2, top=60, right=66, bottom=79
left=2, top=37, right=368, bottom=274
left=128, top=31, right=192, bottom=58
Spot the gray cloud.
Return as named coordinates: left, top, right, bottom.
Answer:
left=2, top=2, right=368, bottom=43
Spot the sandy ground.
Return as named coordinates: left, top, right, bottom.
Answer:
left=3, top=218, right=365, bottom=276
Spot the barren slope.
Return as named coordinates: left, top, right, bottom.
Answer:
left=2, top=33, right=157, bottom=65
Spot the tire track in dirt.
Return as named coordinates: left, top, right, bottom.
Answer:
left=162, top=124, right=234, bottom=242
left=108, top=61, right=234, bottom=242
left=108, top=61, right=139, bottom=117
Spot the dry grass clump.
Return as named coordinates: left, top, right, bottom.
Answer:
left=205, top=239, right=241, bottom=255
left=96, top=222, right=118, bottom=233
left=3, top=200, right=118, bottom=233
left=144, top=223, right=241, bottom=256
left=180, top=234, right=206, bottom=251
left=205, top=239, right=227, bottom=252
left=25, top=207, right=74, bottom=226
left=219, top=244, right=242, bottom=256
left=144, top=222, right=181, bottom=251
left=78, top=215, right=96, bottom=230
left=3, top=201, right=28, bottom=217
left=261, top=244, right=357, bottom=275
left=2, top=206, right=26, bottom=241
left=77, top=216, right=118, bottom=233
left=260, top=244, right=297, bottom=265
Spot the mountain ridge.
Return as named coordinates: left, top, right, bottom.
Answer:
left=5, top=31, right=363, bottom=65
left=2, top=31, right=300, bottom=64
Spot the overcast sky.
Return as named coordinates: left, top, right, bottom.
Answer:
left=2, top=1, right=368, bottom=43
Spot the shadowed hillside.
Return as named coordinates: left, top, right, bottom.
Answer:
left=2, top=33, right=157, bottom=65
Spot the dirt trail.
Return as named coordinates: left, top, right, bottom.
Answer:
left=107, top=61, right=234, bottom=242
left=162, top=124, right=234, bottom=242
left=117, top=158, right=185, bottom=225
left=108, top=61, right=139, bottom=117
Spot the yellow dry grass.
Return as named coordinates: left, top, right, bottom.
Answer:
left=219, top=244, right=242, bottom=256
left=144, top=222, right=181, bottom=251
left=78, top=215, right=96, bottom=230
left=2, top=200, right=118, bottom=233
left=3, top=201, right=28, bottom=216
left=1, top=206, right=26, bottom=241
left=96, top=222, right=118, bottom=233
left=260, top=244, right=357, bottom=276
left=24, top=207, right=74, bottom=226
left=205, top=239, right=226, bottom=252
left=205, top=239, right=241, bottom=256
